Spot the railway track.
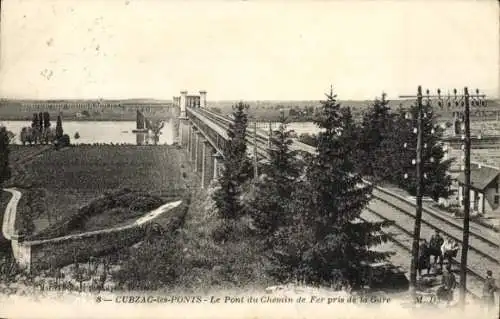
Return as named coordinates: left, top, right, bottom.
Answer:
left=370, top=189, right=499, bottom=275
left=360, top=208, right=484, bottom=301
left=365, top=189, right=500, bottom=301
left=196, top=107, right=498, bottom=301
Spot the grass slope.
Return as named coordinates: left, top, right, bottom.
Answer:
left=169, top=185, right=273, bottom=291
left=16, top=145, right=192, bottom=236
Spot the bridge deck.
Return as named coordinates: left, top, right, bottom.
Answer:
left=187, top=108, right=317, bottom=159
left=187, top=108, right=229, bottom=139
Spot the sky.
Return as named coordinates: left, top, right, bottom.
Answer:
left=0, top=0, right=498, bottom=101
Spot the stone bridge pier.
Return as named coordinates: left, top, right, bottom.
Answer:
left=181, top=121, right=221, bottom=189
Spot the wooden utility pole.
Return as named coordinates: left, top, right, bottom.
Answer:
left=409, top=85, right=424, bottom=303
left=400, top=86, right=485, bottom=309
left=459, top=87, right=471, bottom=308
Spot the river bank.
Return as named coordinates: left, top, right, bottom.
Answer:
left=0, top=114, right=173, bottom=122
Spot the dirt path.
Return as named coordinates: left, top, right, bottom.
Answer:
left=1, top=188, right=21, bottom=241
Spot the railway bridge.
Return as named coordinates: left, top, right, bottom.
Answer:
left=172, top=90, right=499, bottom=301
left=173, top=90, right=315, bottom=188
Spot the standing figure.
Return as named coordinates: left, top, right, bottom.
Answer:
left=437, top=264, right=456, bottom=305
left=429, top=230, right=444, bottom=272
left=441, top=238, right=459, bottom=267
left=482, top=270, right=497, bottom=314
left=418, top=239, right=430, bottom=277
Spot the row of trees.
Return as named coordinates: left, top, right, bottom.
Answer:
left=21, top=112, right=67, bottom=146
left=298, top=94, right=453, bottom=201
left=356, top=94, right=452, bottom=200
left=212, top=90, right=393, bottom=287
left=31, top=112, right=52, bottom=131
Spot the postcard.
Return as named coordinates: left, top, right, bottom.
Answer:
left=0, top=0, right=498, bottom=318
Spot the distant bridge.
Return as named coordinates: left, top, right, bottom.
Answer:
left=5, top=100, right=173, bottom=113
left=173, top=91, right=315, bottom=188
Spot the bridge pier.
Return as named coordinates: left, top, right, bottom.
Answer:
left=213, top=152, right=223, bottom=181
left=187, top=125, right=192, bottom=156
left=196, top=134, right=204, bottom=173
left=190, top=127, right=197, bottom=164
left=193, top=131, right=202, bottom=172
left=178, top=119, right=190, bottom=147
left=201, top=141, right=215, bottom=188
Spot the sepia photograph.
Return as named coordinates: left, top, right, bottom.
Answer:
left=0, top=0, right=498, bottom=318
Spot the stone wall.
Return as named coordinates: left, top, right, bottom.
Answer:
left=29, top=224, right=145, bottom=271
left=12, top=200, right=186, bottom=272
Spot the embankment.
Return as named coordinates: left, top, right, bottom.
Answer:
left=12, top=199, right=189, bottom=272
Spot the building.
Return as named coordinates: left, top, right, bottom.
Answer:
left=456, top=165, right=500, bottom=216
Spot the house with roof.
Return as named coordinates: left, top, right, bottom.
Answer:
left=456, top=165, right=500, bottom=216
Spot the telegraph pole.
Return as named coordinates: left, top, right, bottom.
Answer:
left=410, top=86, right=424, bottom=303
left=401, top=86, right=486, bottom=309
left=459, top=87, right=471, bottom=308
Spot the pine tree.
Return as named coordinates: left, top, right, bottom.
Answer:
left=247, top=113, right=301, bottom=245
left=387, top=105, right=413, bottom=187
left=0, top=127, right=11, bottom=186
left=43, top=112, right=51, bottom=129
left=31, top=113, right=38, bottom=128
left=38, top=112, right=44, bottom=130
left=339, top=106, right=359, bottom=164
left=56, top=114, right=63, bottom=139
left=396, top=101, right=454, bottom=201
left=212, top=102, right=252, bottom=220
left=293, top=88, right=390, bottom=286
left=358, top=93, right=395, bottom=181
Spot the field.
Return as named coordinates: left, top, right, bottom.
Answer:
left=209, top=99, right=389, bottom=122
left=9, top=145, right=51, bottom=163
left=209, top=99, right=500, bottom=122
left=15, top=145, right=194, bottom=235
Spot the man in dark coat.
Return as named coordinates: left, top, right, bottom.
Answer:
left=418, top=239, right=430, bottom=277
left=429, top=230, right=444, bottom=272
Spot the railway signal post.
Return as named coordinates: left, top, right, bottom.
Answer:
left=401, top=86, right=487, bottom=309
left=448, top=88, right=486, bottom=308
left=399, top=86, right=425, bottom=304
left=460, top=88, right=471, bottom=309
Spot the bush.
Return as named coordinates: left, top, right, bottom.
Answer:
left=129, top=196, right=163, bottom=212
left=114, top=234, right=183, bottom=290
left=60, top=134, right=71, bottom=146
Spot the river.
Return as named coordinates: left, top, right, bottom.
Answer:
left=0, top=120, right=320, bottom=260
left=1, top=119, right=177, bottom=145
left=1, top=120, right=321, bottom=145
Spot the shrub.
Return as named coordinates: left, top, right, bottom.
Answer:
left=60, top=134, right=71, bottom=147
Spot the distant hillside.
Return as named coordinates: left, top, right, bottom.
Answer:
left=207, top=99, right=406, bottom=112
left=0, top=98, right=171, bottom=104
left=209, top=98, right=500, bottom=108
